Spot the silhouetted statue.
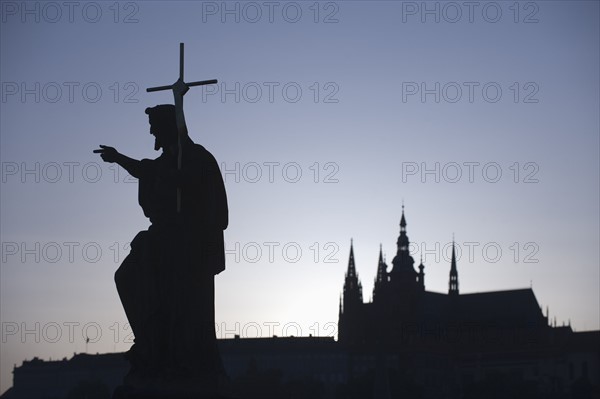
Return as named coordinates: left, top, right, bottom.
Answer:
left=94, top=45, right=226, bottom=397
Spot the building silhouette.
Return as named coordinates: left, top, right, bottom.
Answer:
left=337, top=208, right=599, bottom=398
left=2, top=209, right=599, bottom=398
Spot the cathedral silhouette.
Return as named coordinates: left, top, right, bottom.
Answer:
left=339, top=206, right=548, bottom=347
left=333, top=207, right=598, bottom=398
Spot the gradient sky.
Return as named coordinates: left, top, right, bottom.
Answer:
left=1, top=0, right=599, bottom=394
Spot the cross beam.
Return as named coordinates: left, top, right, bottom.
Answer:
left=147, top=43, right=217, bottom=93
left=146, top=79, right=218, bottom=93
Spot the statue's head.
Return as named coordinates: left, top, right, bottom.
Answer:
left=145, top=105, right=177, bottom=151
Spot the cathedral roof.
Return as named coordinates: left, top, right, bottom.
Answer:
left=417, top=288, right=546, bottom=328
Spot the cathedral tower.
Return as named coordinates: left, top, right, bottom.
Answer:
left=339, top=240, right=363, bottom=342
left=389, top=205, right=418, bottom=290
left=373, top=244, right=388, bottom=302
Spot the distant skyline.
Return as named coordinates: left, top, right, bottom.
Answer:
left=1, top=1, right=599, bottom=395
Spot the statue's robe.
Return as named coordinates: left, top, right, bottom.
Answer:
left=115, top=140, right=228, bottom=383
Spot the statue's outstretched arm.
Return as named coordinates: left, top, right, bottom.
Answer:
left=94, top=145, right=142, bottom=178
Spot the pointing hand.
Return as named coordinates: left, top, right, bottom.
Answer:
left=93, top=145, right=120, bottom=163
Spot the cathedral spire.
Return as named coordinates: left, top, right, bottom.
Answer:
left=400, top=202, right=407, bottom=229
left=375, top=244, right=385, bottom=282
left=339, top=240, right=363, bottom=343
left=398, top=206, right=408, bottom=250
left=343, top=239, right=363, bottom=308
left=373, top=244, right=388, bottom=302
left=449, top=238, right=459, bottom=296
left=346, top=239, right=357, bottom=278
left=418, top=255, right=425, bottom=291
